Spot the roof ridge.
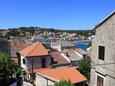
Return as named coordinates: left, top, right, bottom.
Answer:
left=26, top=43, right=39, bottom=56
left=92, top=10, right=115, bottom=30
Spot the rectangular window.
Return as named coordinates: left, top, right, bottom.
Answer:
left=98, top=46, right=105, bottom=60
left=97, top=75, right=104, bottom=86
left=41, top=58, right=46, bottom=68
left=23, top=58, right=26, bottom=64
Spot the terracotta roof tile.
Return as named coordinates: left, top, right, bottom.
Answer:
left=37, top=67, right=87, bottom=84
left=20, top=43, right=49, bottom=57
left=63, top=49, right=82, bottom=61
left=10, top=39, right=28, bottom=51
left=9, top=39, right=29, bottom=57
left=50, top=51, right=70, bottom=65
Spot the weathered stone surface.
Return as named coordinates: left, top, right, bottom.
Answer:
left=90, top=12, right=115, bottom=86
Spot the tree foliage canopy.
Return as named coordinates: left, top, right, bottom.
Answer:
left=79, top=56, right=91, bottom=80
left=0, top=53, right=22, bottom=85
left=53, top=80, right=74, bottom=86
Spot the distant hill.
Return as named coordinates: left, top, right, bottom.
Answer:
left=1, top=26, right=92, bottom=39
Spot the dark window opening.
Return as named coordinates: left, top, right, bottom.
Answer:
left=98, top=46, right=105, bottom=60
left=97, top=75, right=104, bottom=86
left=41, top=58, right=46, bottom=68
left=23, top=58, right=26, bottom=64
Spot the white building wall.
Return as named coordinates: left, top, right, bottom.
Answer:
left=36, top=74, right=54, bottom=86
left=48, top=80, right=54, bottom=86
left=51, top=42, right=61, bottom=51
left=21, top=55, right=27, bottom=69
left=90, top=68, right=96, bottom=86
left=104, top=75, right=115, bottom=86
left=36, top=75, right=47, bottom=86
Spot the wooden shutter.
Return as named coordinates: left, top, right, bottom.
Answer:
left=97, top=75, right=103, bottom=86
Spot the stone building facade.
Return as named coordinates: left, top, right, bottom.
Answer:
left=0, top=37, right=11, bottom=55
left=90, top=11, right=115, bottom=86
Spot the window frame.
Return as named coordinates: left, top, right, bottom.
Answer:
left=95, top=72, right=105, bottom=86
left=98, top=45, right=105, bottom=60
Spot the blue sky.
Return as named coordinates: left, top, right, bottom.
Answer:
left=0, top=0, right=115, bottom=30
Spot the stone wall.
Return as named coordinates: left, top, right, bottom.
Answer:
left=90, top=14, right=115, bottom=86
left=0, top=37, right=11, bottom=56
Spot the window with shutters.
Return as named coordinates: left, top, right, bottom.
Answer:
left=97, top=75, right=104, bottom=86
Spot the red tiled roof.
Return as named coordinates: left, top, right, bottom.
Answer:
left=9, top=39, right=29, bottom=57
left=20, top=43, right=49, bottom=57
left=37, top=67, right=87, bottom=84
left=50, top=51, right=70, bottom=65
left=62, top=49, right=82, bottom=61
left=30, top=67, right=50, bottom=73
left=9, top=39, right=29, bottom=51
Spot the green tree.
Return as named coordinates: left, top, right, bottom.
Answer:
left=79, top=56, right=91, bottom=80
left=0, top=53, right=11, bottom=85
left=0, top=53, right=22, bottom=85
left=53, top=80, right=74, bottom=86
left=8, top=29, right=20, bottom=36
